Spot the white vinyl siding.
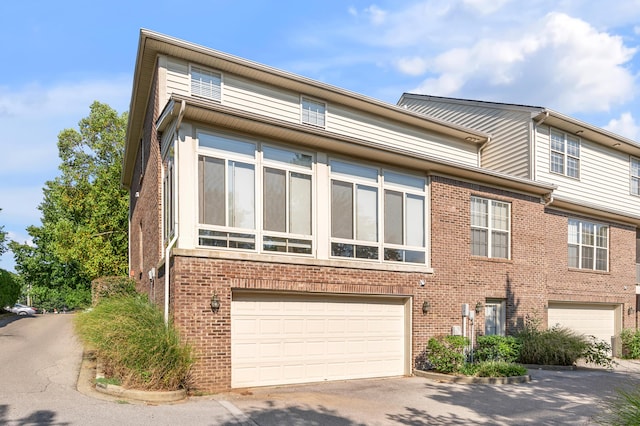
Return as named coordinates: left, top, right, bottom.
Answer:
left=400, top=97, right=534, bottom=178
left=231, top=293, right=407, bottom=388
left=535, top=125, right=640, bottom=218
left=158, top=63, right=478, bottom=167
left=568, top=219, right=608, bottom=271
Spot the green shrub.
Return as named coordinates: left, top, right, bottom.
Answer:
left=475, top=335, right=521, bottom=363
left=91, top=276, right=137, bottom=305
left=582, top=335, right=615, bottom=369
left=425, top=335, right=468, bottom=373
left=517, top=325, right=587, bottom=366
left=474, top=361, right=527, bottom=377
left=620, top=328, right=640, bottom=359
left=75, top=295, right=193, bottom=391
left=596, top=387, right=640, bottom=425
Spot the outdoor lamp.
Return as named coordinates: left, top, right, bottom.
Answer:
left=422, top=300, right=431, bottom=314
left=210, top=292, right=221, bottom=312
left=475, top=301, right=484, bottom=315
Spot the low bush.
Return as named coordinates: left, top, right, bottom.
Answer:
left=517, top=325, right=587, bottom=365
left=475, top=335, right=521, bottom=363
left=596, top=387, right=640, bottom=425
left=463, top=361, right=528, bottom=378
left=75, top=295, right=193, bottom=391
left=620, top=328, right=640, bottom=359
left=425, top=335, right=468, bottom=373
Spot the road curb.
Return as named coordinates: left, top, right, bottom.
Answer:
left=94, top=382, right=187, bottom=403
left=414, top=369, right=531, bottom=384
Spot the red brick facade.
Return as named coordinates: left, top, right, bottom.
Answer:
left=126, top=52, right=637, bottom=394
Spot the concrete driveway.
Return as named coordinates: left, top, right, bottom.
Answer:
left=3, top=313, right=640, bottom=425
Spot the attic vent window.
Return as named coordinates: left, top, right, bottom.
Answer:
left=191, top=66, right=221, bottom=102
left=301, top=97, right=326, bottom=128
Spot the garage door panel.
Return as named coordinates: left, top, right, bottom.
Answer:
left=548, top=303, right=616, bottom=345
left=232, top=293, right=407, bottom=388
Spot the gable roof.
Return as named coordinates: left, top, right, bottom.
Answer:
left=123, top=30, right=491, bottom=187
left=398, top=93, right=640, bottom=157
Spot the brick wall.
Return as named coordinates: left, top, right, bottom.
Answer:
left=128, top=65, right=164, bottom=304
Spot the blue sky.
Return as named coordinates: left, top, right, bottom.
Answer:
left=1, top=0, right=639, bottom=271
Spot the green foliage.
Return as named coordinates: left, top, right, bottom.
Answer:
left=74, top=295, right=193, bottom=391
left=459, top=361, right=528, bottom=377
left=0, top=269, right=20, bottom=308
left=475, top=335, right=521, bottom=363
left=620, top=328, right=640, bottom=359
left=517, top=324, right=587, bottom=365
left=516, top=315, right=613, bottom=368
left=91, top=276, right=137, bottom=305
left=0, top=208, right=7, bottom=257
left=596, top=387, right=640, bottom=425
left=425, top=335, right=468, bottom=373
left=10, top=102, right=128, bottom=310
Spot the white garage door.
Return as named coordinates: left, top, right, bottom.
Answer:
left=231, top=292, right=408, bottom=388
left=547, top=303, right=617, bottom=345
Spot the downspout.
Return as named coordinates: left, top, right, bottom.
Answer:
left=478, top=136, right=492, bottom=168
left=164, top=100, right=186, bottom=325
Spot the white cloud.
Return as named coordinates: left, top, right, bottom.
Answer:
left=364, top=5, right=388, bottom=25
left=604, top=112, right=640, bottom=140
left=409, top=13, right=637, bottom=113
left=462, top=0, right=510, bottom=15
left=395, top=56, right=430, bottom=76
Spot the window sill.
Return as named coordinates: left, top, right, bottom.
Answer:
left=470, top=256, right=513, bottom=264
left=172, top=247, right=434, bottom=273
left=567, top=267, right=609, bottom=275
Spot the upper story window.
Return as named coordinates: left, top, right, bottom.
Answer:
left=191, top=65, right=222, bottom=102
left=301, top=97, right=326, bottom=128
left=471, top=196, right=510, bottom=259
left=550, top=130, right=580, bottom=179
left=330, top=160, right=426, bottom=264
left=568, top=218, right=608, bottom=271
left=162, top=142, right=176, bottom=243
left=631, top=157, right=640, bottom=196
left=197, top=131, right=314, bottom=254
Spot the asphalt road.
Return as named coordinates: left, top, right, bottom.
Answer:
left=2, top=313, right=640, bottom=425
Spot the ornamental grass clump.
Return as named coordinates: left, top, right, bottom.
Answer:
left=75, top=295, right=193, bottom=391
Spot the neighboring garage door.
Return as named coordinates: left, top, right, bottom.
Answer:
left=547, top=303, right=618, bottom=345
left=231, top=292, right=408, bottom=388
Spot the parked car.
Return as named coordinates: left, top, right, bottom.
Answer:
left=5, top=303, right=37, bottom=316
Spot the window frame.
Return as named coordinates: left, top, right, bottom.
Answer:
left=329, top=158, right=427, bottom=265
left=162, top=140, right=176, bottom=244
left=549, top=129, right=580, bottom=179
left=190, top=64, right=222, bottom=102
left=470, top=196, right=511, bottom=260
left=568, top=218, right=609, bottom=272
left=196, top=130, right=315, bottom=256
left=300, top=96, right=326, bottom=128
left=630, top=156, right=640, bottom=196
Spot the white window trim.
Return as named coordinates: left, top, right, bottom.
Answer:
left=300, top=96, right=327, bottom=128
left=630, top=156, right=640, bottom=197
left=470, top=196, right=511, bottom=260
left=195, top=129, right=316, bottom=257
left=549, top=129, right=581, bottom=179
left=568, top=218, right=609, bottom=272
left=329, top=158, right=427, bottom=265
left=190, top=64, right=223, bottom=102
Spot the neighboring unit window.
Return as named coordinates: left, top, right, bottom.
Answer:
left=263, top=145, right=313, bottom=254
left=330, top=160, right=427, bottom=264
left=631, top=157, right=640, bottom=196
left=162, top=142, right=175, bottom=242
left=198, top=132, right=256, bottom=250
left=568, top=219, right=608, bottom=271
left=550, top=130, right=580, bottom=178
left=485, top=299, right=506, bottom=336
left=191, top=66, right=222, bottom=101
left=471, top=196, right=510, bottom=259
left=301, top=97, right=326, bottom=127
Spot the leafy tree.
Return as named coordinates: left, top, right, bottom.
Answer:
left=0, top=208, right=7, bottom=257
left=10, top=102, right=128, bottom=309
left=0, top=269, right=20, bottom=308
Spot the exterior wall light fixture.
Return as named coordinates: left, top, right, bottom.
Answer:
left=210, top=291, right=221, bottom=312
left=628, top=306, right=635, bottom=315
left=422, top=300, right=431, bottom=314
left=475, top=301, right=483, bottom=315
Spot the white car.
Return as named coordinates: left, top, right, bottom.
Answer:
left=5, top=303, right=37, bottom=316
